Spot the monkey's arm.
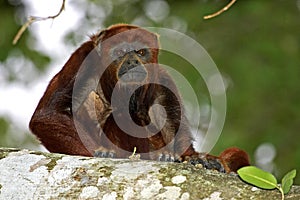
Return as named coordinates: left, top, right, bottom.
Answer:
left=29, top=41, right=99, bottom=156
left=151, top=70, right=250, bottom=172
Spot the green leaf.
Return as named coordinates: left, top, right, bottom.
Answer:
left=237, top=166, right=277, bottom=189
left=282, top=169, right=297, bottom=194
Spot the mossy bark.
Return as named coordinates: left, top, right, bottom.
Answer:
left=0, top=147, right=299, bottom=200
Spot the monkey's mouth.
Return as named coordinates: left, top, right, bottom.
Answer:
left=118, top=66, right=147, bottom=83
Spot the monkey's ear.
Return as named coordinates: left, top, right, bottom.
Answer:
left=91, top=28, right=107, bottom=45
left=96, top=29, right=107, bottom=39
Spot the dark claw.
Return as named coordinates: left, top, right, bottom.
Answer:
left=158, top=153, right=175, bottom=162
left=108, top=152, right=115, bottom=158
left=93, top=151, right=101, bottom=157
left=204, top=159, right=225, bottom=173
left=164, top=154, right=170, bottom=161
left=189, top=158, right=205, bottom=166
left=94, top=151, right=107, bottom=157
left=203, top=160, right=214, bottom=169
left=181, top=156, right=226, bottom=173
left=94, top=150, right=115, bottom=158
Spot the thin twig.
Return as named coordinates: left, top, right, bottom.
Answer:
left=203, top=0, right=237, bottom=20
left=129, top=147, right=140, bottom=161
left=13, top=0, right=66, bottom=45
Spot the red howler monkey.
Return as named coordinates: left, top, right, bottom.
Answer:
left=29, top=24, right=249, bottom=173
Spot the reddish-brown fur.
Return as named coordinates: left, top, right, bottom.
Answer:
left=219, top=147, right=250, bottom=172
left=29, top=24, right=250, bottom=172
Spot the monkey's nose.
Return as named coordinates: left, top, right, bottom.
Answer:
left=119, top=56, right=142, bottom=77
left=126, top=59, right=139, bottom=66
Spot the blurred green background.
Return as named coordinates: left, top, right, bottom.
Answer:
left=1, top=0, right=299, bottom=183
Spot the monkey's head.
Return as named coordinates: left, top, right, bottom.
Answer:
left=93, top=24, right=159, bottom=95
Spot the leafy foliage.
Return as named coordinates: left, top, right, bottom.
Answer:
left=0, top=1, right=50, bottom=76
left=282, top=169, right=297, bottom=194
left=238, top=166, right=277, bottom=189
left=238, top=166, right=297, bottom=200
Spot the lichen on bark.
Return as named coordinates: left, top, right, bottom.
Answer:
left=0, top=147, right=299, bottom=199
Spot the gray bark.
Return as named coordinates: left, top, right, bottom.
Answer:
left=0, top=147, right=299, bottom=200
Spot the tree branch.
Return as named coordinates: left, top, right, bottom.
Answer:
left=12, top=0, right=66, bottom=45
left=1, top=147, right=300, bottom=199
left=204, top=0, right=237, bottom=20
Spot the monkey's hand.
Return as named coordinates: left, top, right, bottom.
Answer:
left=135, top=106, right=151, bottom=126
left=74, top=90, right=112, bottom=152
left=75, top=91, right=101, bottom=124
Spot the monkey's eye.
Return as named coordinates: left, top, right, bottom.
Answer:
left=113, top=49, right=125, bottom=57
left=136, top=49, right=146, bottom=57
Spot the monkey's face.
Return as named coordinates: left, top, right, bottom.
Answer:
left=110, top=41, right=150, bottom=83
left=98, top=25, right=159, bottom=88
